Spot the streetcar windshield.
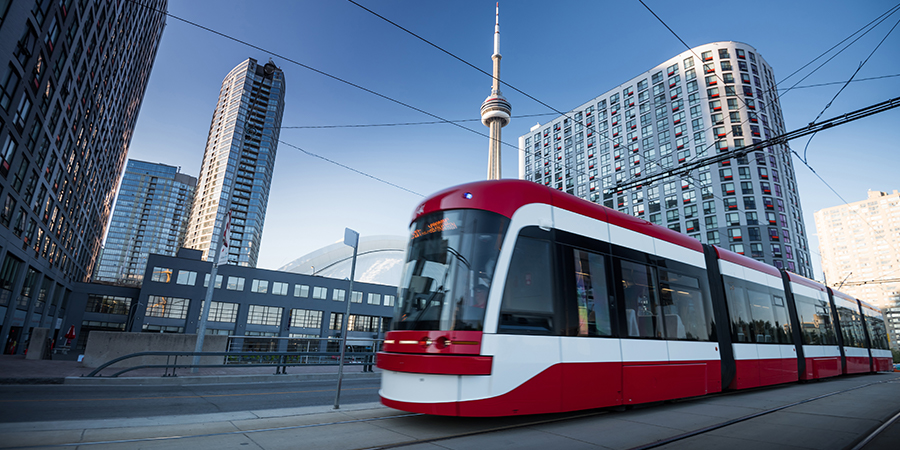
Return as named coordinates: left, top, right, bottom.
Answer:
left=393, top=209, right=509, bottom=331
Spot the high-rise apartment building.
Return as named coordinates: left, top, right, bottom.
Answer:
left=814, top=190, right=900, bottom=309
left=185, top=58, right=285, bottom=267
left=0, top=0, right=167, bottom=352
left=518, top=41, right=812, bottom=277
left=93, top=160, right=196, bottom=286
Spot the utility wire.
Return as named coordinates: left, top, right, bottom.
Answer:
left=279, top=113, right=555, bottom=129
left=801, top=15, right=900, bottom=163
left=777, top=74, right=900, bottom=91
left=277, top=140, right=424, bottom=197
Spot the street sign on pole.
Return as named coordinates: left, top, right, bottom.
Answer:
left=334, top=228, right=359, bottom=410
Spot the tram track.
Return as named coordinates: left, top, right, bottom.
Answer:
left=7, top=375, right=898, bottom=449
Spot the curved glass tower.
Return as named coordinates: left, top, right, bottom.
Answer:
left=518, top=42, right=812, bottom=277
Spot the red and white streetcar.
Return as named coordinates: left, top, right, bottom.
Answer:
left=377, top=180, right=892, bottom=417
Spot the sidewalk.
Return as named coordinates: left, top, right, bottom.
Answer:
left=0, top=354, right=380, bottom=385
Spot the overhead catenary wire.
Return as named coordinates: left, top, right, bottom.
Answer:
left=800, top=15, right=900, bottom=163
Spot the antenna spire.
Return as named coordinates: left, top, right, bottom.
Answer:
left=493, top=3, right=500, bottom=58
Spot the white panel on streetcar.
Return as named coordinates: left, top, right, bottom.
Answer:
left=653, top=239, right=705, bottom=269
left=719, top=260, right=745, bottom=279
left=380, top=371, right=460, bottom=403
left=620, top=339, right=668, bottom=362
left=552, top=207, right=611, bottom=243
left=756, top=344, right=782, bottom=360
left=560, top=337, right=622, bottom=363
left=733, top=343, right=759, bottom=361
left=667, top=341, right=721, bottom=362
left=608, top=224, right=656, bottom=256
left=482, top=334, right=561, bottom=397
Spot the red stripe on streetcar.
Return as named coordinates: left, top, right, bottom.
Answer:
left=377, top=352, right=492, bottom=375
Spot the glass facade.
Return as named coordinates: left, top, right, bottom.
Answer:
left=93, top=160, right=196, bottom=285
left=0, top=0, right=167, bottom=352
left=185, top=58, right=285, bottom=267
left=517, top=42, right=812, bottom=277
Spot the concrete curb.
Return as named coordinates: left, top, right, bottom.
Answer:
left=60, top=371, right=381, bottom=386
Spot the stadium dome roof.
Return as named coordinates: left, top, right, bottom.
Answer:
left=278, top=235, right=406, bottom=287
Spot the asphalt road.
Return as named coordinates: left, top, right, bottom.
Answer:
left=0, top=378, right=382, bottom=423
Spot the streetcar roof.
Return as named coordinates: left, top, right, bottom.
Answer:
left=411, top=180, right=703, bottom=254
left=785, top=271, right=828, bottom=293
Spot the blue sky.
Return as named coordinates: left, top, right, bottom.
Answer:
left=125, top=0, right=900, bottom=280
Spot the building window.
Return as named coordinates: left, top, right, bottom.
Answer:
left=226, top=276, right=245, bottom=291
left=384, top=295, right=396, bottom=307
left=743, top=196, right=756, bottom=210
left=0, top=65, right=21, bottom=111
left=312, top=286, right=327, bottom=299
left=251, top=279, right=269, bottom=294
left=330, top=312, right=344, bottom=330
left=272, top=282, right=289, bottom=296
left=707, top=230, right=720, bottom=245
left=247, top=305, right=282, bottom=326
left=176, top=270, right=197, bottom=286
left=351, top=291, right=363, bottom=303
left=730, top=244, right=745, bottom=255
left=85, top=295, right=132, bottom=315
left=146, top=296, right=190, bottom=319
left=203, top=274, right=223, bottom=288
left=290, top=309, right=323, bottom=328
left=150, top=267, right=172, bottom=283
left=294, top=284, right=309, bottom=297
left=367, top=293, right=381, bottom=305
left=201, top=300, right=239, bottom=323
left=332, top=289, right=345, bottom=302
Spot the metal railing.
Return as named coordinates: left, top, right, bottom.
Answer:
left=84, top=350, right=378, bottom=378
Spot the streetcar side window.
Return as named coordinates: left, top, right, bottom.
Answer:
left=658, top=269, right=709, bottom=341
left=573, top=249, right=612, bottom=337
left=793, top=294, right=837, bottom=345
left=863, top=312, right=890, bottom=350
left=620, top=260, right=661, bottom=338
left=724, top=279, right=753, bottom=343
left=499, top=237, right=555, bottom=335
left=835, top=301, right=866, bottom=348
left=770, top=293, right=792, bottom=344
left=746, top=288, right=777, bottom=343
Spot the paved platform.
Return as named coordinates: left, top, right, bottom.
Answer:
left=0, top=368, right=897, bottom=449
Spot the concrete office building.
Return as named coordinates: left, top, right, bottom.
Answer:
left=66, top=249, right=396, bottom=354
left=0, top=0, right=167, bottom=353
left=518, top=42, right=812, bottom=277
left=814, top=190, right=900, bottom=309
left=184, top=58, right=285, bottom=267
left=93, top=160, right=197, bottom=286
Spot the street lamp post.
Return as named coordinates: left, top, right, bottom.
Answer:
left=333, top=228, right=359, bottom=410
left=192, top=209, right=231, bottom=373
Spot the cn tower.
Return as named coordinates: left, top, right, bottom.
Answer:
left=480, top=3, right=511, bottom=180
